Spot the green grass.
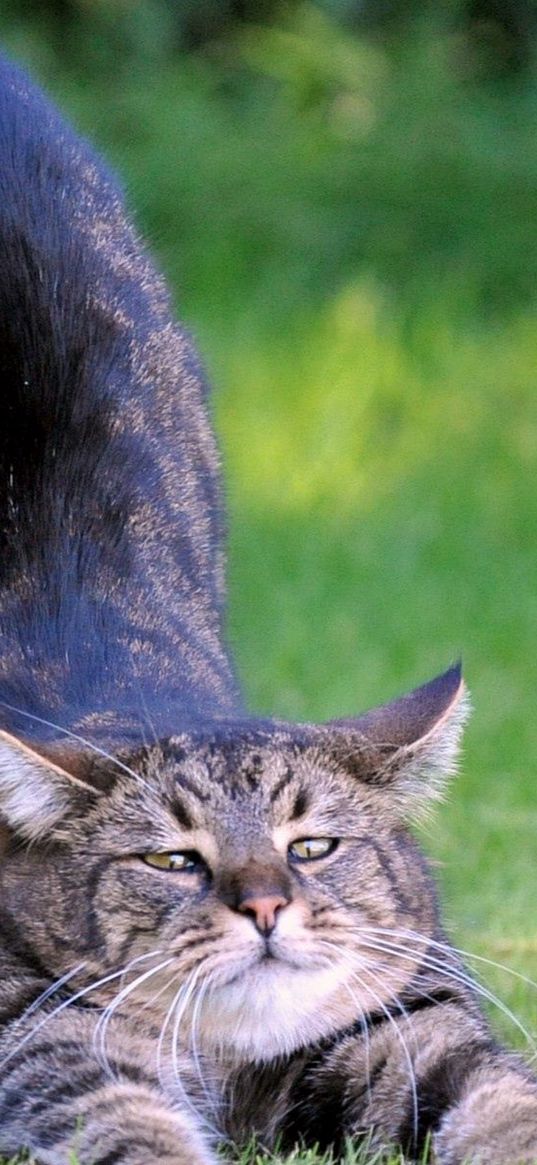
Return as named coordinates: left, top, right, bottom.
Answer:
left=232, top=1141, right=413, bottom=1165
left=2, top=6, right=537, bottom=1163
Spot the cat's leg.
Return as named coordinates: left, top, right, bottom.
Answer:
left=433, top=1057, right=537, bottom=1165
left=371, top=1008, right=537, bottom=1164
left=303, top=995, right=537, bottom=1163
left=0, top=1006, right=219, bottom=1165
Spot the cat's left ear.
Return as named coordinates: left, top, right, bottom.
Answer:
left=323, top=664, right=469, bottom=815
left=0, top=730, right=99, bottom=842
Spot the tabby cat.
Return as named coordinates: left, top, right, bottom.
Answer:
left=0, top=54, right=535, bottom=1165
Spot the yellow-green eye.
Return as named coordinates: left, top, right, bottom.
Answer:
left=142, top=852, right=199, bottom=872
left=288, top=838, right=338, bottom=862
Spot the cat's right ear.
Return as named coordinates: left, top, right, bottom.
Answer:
left=0, top=730, right=98, bottom=842
left=322, top=664, right=469, bottom=817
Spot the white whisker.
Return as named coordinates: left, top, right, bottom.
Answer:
left=144, top=971, right=179, bottom=1010
left=348, top=967, right=419, bottom=1143
left=16, top=962, right=86, bottom=1025
left=316, top=939, right=373, bottom=1109
left=156, top=979, right=183, bottom=1089
left=0, top=951, right=162, bottom=1070
left=155, top=962, right=220, bottom=1141
left=317, top=938, right=419, bottom=1138
left=93, top=952, right=172, bottom=1077
left=134, top=682, right=161, bottom=752
left=0, top=699, right=152, bottom=789
left=191, top=974, right=229, bottom=1137
left=353, top=931, right=537, bottom=1058
left=361, top=925, right=537, bottom=997
left=172, top=964, right=222, bottom=1141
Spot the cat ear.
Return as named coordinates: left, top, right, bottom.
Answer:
left=0, top=730, right=98, bottom=841
left=323, top=664, right=469, bottom=815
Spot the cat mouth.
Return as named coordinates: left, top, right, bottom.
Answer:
left=211, top=947, right=304, bottom=990
left=202, top=936, right=328, bottom=994
left=255, top=944, right=331, bottom=979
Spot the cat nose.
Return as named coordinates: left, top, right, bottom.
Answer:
left=238, top=894, right=289, bottom=935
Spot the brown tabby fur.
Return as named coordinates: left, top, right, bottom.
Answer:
left=0, top=54, right=535, bottom=1165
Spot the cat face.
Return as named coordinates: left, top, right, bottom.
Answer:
left=0, top=666, right=467, bottom=1062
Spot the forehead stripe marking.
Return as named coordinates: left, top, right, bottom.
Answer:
left=269, top=767, right=294, bottom=804
left=171, top=797, right=193, bottom=830
left=290, top=788, right=309, bottom=820
left=175, top=775, right=210, bottom=803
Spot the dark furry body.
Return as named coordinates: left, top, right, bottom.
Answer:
left=0, top=54, right=536, bottom=1165
left=0, top=58, right=239, bottom=741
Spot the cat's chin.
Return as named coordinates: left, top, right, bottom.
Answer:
left=193, top=957, right=360, bottom=1062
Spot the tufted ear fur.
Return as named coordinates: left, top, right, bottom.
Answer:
left=324, top=664, right=469, bottom=815
left=0, top=730, right=99, bottom=842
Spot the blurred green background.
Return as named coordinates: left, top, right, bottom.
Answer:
left=2, top=0, right=537, bottom=1071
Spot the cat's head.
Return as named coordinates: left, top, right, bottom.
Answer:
left=0, top=665, right=467, bottom=1061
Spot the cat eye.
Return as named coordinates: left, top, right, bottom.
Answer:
left=142, top=851, right=201, bottom=872
left=288, top=838, right=338, bottom=862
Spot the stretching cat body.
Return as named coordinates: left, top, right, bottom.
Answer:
left=0, top=56, right=535, bottom=1165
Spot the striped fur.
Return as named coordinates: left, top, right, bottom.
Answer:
left=0, top=54, right=535, bottom=1165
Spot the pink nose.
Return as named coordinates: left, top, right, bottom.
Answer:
left=238, top=894, right=288, bottom=935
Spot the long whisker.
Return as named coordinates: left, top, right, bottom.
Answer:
left=315, top=940, right=374, bottom=1110
left=93, top=953, right=172, bottom=1077
left=156, top=963, right=217, bottom=1137
left=190, top=974, right=228, bottom=1136
left=317, top=938, right=419, bottom=1138
left=15, top=962, right=86, bottom=1025
left=355, top=955, right=422, bottom=1139
left=356, top=927, right=535, bottom=1048
left=170, top=963, right=203, bottom=1082
left=156, top=978, right=184, bottom=1089
left=360, top=925, right=537, bottom=997
left=0, top=951, right=162, bottom=1071
left=134, top=682, right=161, bottom=752
left=0, top=699, right=152, bottom=788
left=143, top=971, right=179, bottom=1011
left=354, top=932, right=537, bottom=1057
left=342, top=957, right=419, bottom=1143
left=170, top=963, right=222, bottom=1141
